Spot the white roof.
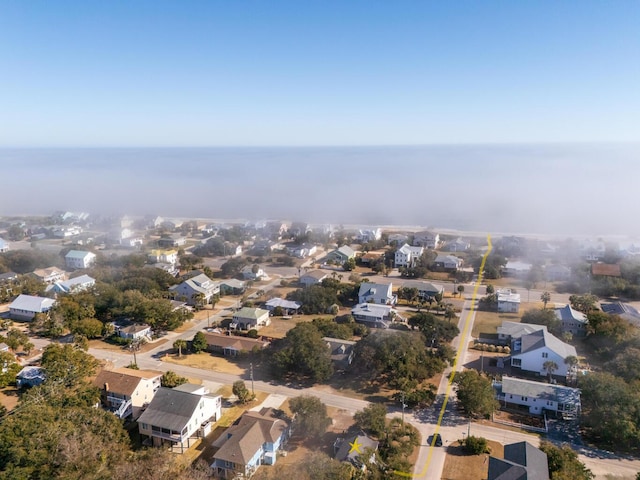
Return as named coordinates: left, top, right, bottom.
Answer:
left=9, top=294, right=55, bottom=312
left=497, top=289, right=521, bottom=303
left=351, top=303, right=394, bottom=317
left=265, top=298, right=301, bottom=310
left=65, top=250, right=95, bottom=260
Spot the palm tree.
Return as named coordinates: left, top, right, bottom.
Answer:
left=543, top=360, right=559, bottom=382
left=173, top=339, right=187, bottom=357
left=444, top=305, right=456, bottom=323
left=457, top=285, right=465, bottom=298
left=541, top=291, right=551, bottom=309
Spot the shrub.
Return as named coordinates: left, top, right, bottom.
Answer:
left=464, top=436, right=490, bottom=455
left=487, top=344, right=496, bottom=353
left=247, top=329, right=259, bottom=338
left=503, top=346, right=511, bottom=354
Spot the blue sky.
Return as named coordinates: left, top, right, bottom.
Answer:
left=0, top=1, right=638, bottom=147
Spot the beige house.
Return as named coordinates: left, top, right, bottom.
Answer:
left=93, top=367, right=162, bottom=419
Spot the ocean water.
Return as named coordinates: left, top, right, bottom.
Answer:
left=0, top=143, right=638, bottom=236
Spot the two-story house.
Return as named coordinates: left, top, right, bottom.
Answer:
left=65, top=250, right=97, bottom=270
left=231, top=307, right=271, bottom=330
left=394, top=244, right=424, bottom=268
left=93, top=367, right=162, bottom=419
left=554, top=304, right=588, bottom=337
left=497, top=289, right=521, bottom=313
left=211, top=408, right=290, bottom=479
left=31, top=266, right=66, bottom=284
left=299, top=270, right=329, bottom=287
left=45, top=274, right=95, bottom=295
left=412, top=231, right=440, bottom=249
left=494, top=376, right=581, bottom=417
left=169, top=273, right=220, bottom=306
left=358, top=282, right=396, bottom=305
left=510, top=328, right=577, bottom=378
left=138, top=385, right=222, bottom=453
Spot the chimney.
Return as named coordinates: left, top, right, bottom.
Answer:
left=104, top=382, right=109, bottom=391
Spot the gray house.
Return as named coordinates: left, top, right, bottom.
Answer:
left=488, top=441, right=549, bottom=480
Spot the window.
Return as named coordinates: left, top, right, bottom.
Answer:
left=542, top=352, right=548, bottom=358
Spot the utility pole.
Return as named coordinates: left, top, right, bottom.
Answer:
left=401, top=392, right=406, bottom=425
left=250, top=362, right=255, bottom=395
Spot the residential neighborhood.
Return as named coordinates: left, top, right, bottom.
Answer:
left=0, top=214, right=639, bottom=480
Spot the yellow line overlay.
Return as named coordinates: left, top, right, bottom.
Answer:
left=395, top=234, right=493, bottom=478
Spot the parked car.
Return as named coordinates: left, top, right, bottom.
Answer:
left=432, top=433, right=443, bottom=447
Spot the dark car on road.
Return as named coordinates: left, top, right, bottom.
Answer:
left=432, top=433, right=443, bottom=447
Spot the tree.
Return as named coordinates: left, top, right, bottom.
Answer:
left=521, top=308, right=562, bottom=336
left=485, top=284, right=495, bottom=295
left=569, top=294, right=598, bottom=314
left=289, top=395, right=331, bottom=440
left=191, top=331, right=208, bottom=353
left=73, top=318, right=103, bottom=339
left=453, top=370, right=498, bottom=418
left=457, top=285, right=465, bottom=297
left=41, top=343, right=99, bottom=387
left=173, top=339, right=187, bottom=357
left=270, top=322, right=333, bottom=382
left=4, top=328, right=29, bottom=351
left=161, top=370, right=188, bottom=388
left=541, top=291, right=551, bottom=309
left=354, top=403, right=387, bottom=437
left=463, top=436, right=490, bottom=455
left=342, top=257, right=356, bottom=271
left=540, top=441, right=594, bottom=480
left=543, top=360, right=559, bottom=381
left=232, top=380, right=254, bottom=404
left=0, top=351, right=21, bottom=387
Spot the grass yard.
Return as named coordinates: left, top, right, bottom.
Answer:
left=0, top=387, right=20, bottom=412
left=258, top=314, right=334, bottom=339
left=471, top=302, right=544, bottom=337
left=442, top=440, right=503, bottom=480
left=162, top=351, right=246, bottom=375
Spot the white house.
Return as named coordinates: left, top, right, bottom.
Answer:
left=442, top=238, right=470, bottom=252
left=170, top=273, right=221, bottom=306
left=32, top=266, right=66, bottom=284
left=93, top=367, right=162, bottom=419
left=299, top=270, right=328, bottom=287
left=510, top=329, right=577, bottom=378
left=46, top=274, right=95, bottom=295
left=394, top=244, right=424, bottom=268
left=0, top=238, right=9, bottom=253
left=503, top=261, right=532, bottom=276
left=117, top=323, right=152, bottom=341
left=232, top=307, right=271, bottom=330
left=351, top=303, right=396, bottom=329
left=138, top=386, right=222, bottom=454
left=356, top=228, right=382, bottom=243
left=497, top=289, right=521, bottom=313
left=412, top=231, right=440, bottom=249
left=148, top=249, right=179, bottom=265
left=497, top=321, right=546, bottom=345
left=358, top=282, right=396, bottom=305
left=65, top=250, right=97, bottom=270
left=388, top=233, right=409, bottom=245
left=9, top=294, right=56, bottom=320
left=494, top=376, right=581, bottom=417
left=241, top=265, right=267, bottom=281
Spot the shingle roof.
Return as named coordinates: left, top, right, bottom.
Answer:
left=519, top=329, right=577, bottom=358
left=93, top=369, right=145, bottom=397
left=137, top=387, right=202, bottom=432
left=591, top=263, right=622, bottom=277
left=358, top=282, right=392, bottom=298
left=65, top=250, right=94, bottom=259
left=336, top=245, right=355, bottom=257
left=335, top=432, right=379, bottom=463
left=213, top=409, right=288, bottom=465
left=401, top=280, right=444, bottom=295
left=301, top=269, right=328, bottom=280
left=233, top=307, right=269, bottom=320
left=554, top=305, right=587, bottom=324
left=488, top=441, right=549, bottom=480
left=203, top=332, right=270, bottom=351
left=500, top=376, right=581, bottom=407
left=497, top=321, right=547, bottom=339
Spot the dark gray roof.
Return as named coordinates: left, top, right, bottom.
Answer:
left=500, top=377, right=581, bottom=408
left=335, top=432, right=379, bottom=463
left=520, top=329, right=576, bottom=358
left=137, top=387, right=201, bottom=432
left=0, top=272, right=18, bottom=282
left=488, top=441, right=549, bottom=480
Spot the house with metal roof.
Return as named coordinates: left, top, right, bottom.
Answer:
left=497, top=289, right=521, bottom=313
left=510, top=328, right=577, bottom=378
left=211, top=408, right=290, bottom=479
left=9, top=294, right=56, bottom=320
left=16, top=366, right=46, bottom=388
left=64, top=250, right=97, bottom=269
left=45, top=274, right=95, bottom=295
left=264, top=297, right=301, bottom=314
left=351, top=303, right=396, bottom=329
left=358, top=282, right=396, bottom=305
left=220, top=279, right=246, bottom=295
left=488, top=441, right=549, bottom=480
left=232, top=307, right=271, bottom=330
left=334, top=431, right=379, bottom=469
left=93, top=367, right=162, bottom=419
left=138, top=386, right=222, bottom=453
left=494, top=376, right=581, bottom=417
